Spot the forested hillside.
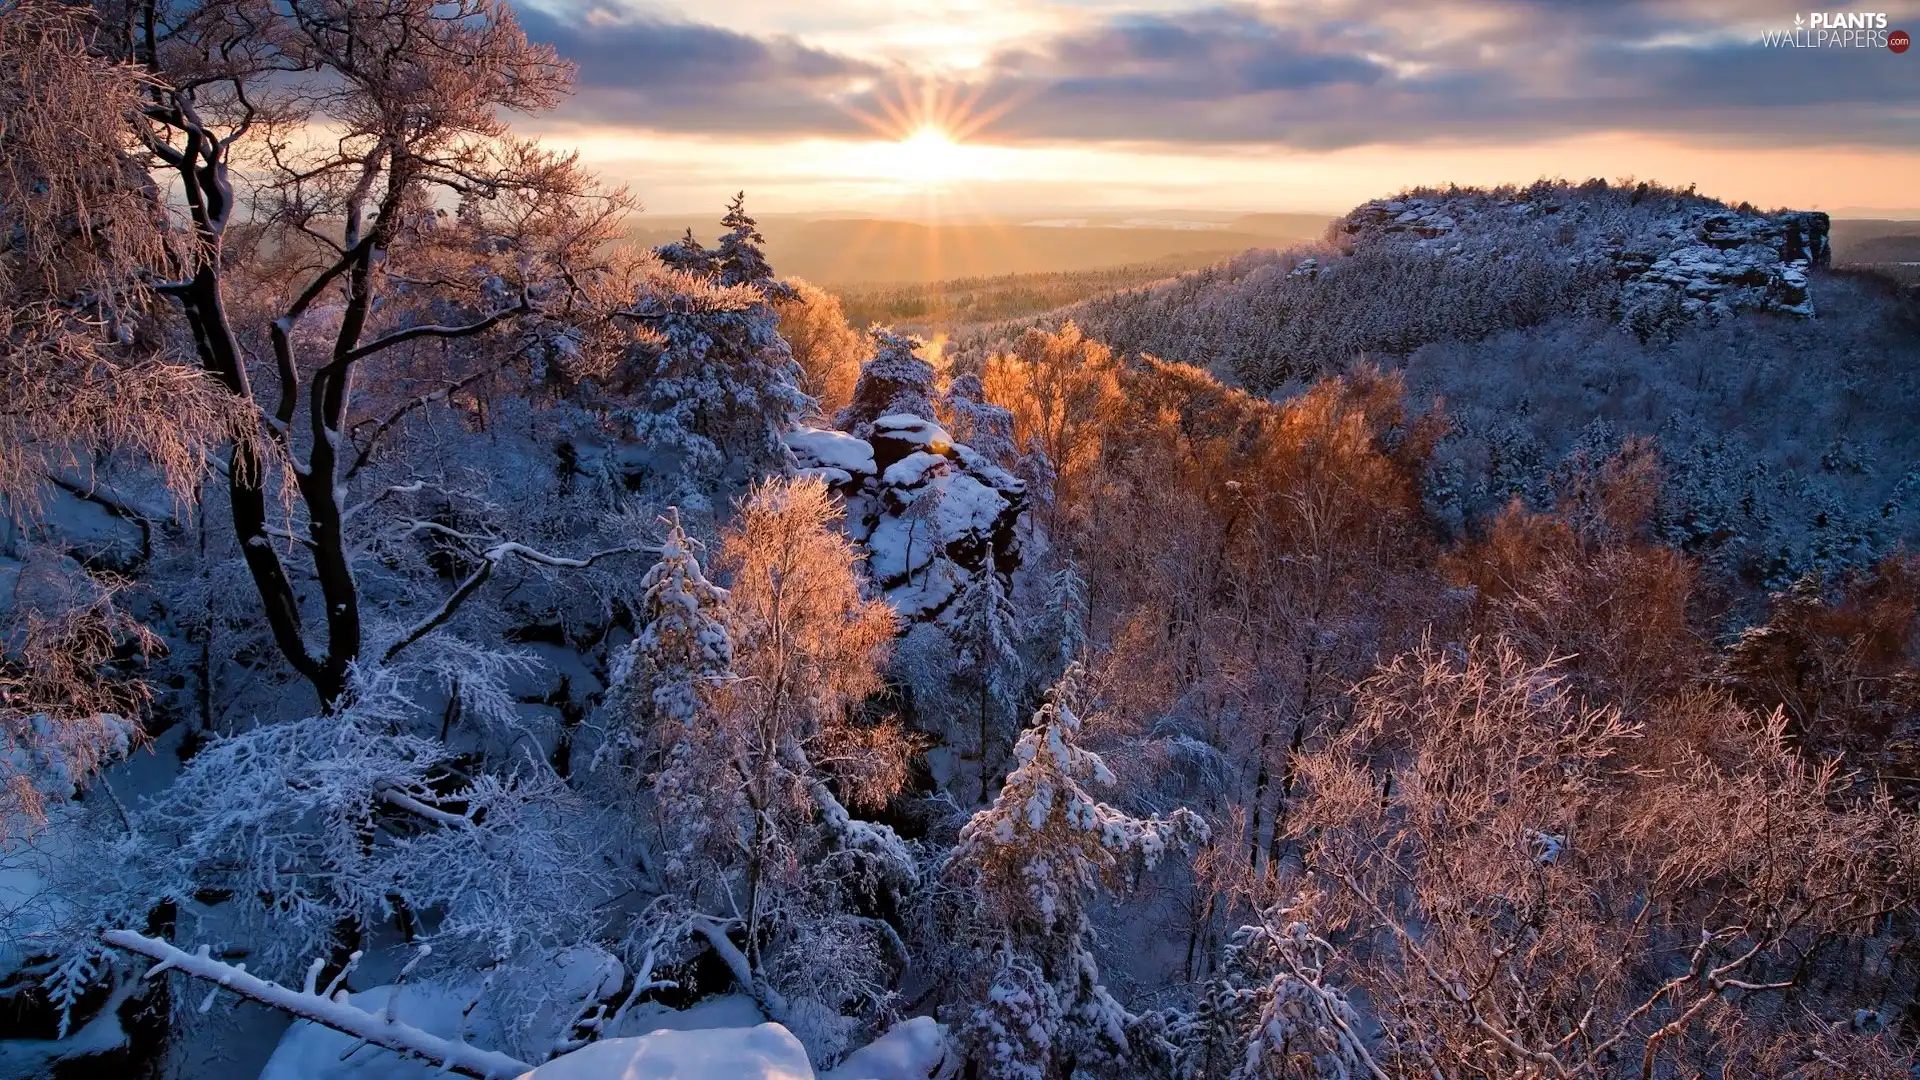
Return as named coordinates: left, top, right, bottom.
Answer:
left=4, top=5, right=1918, bottom=1080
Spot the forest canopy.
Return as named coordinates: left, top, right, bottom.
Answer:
left=2, top=3, right=1918, bottom=1079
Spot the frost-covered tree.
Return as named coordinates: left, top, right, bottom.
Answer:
left=716, top=192, right=793, bottom=301
left=1169, top=907, right=1383, bottom=1080
left=939, top=664, right=1206, bottom=1079
left=838, top=327, right=939, bottom=436
left=99, top=0, right=639, bottom=708
left=655, top=228, right=720, bottom=278
left=776, top=280, right=871, bottom=422
left=1025, top=563, right=1089, bottom=691
left=948, top=569, right=1023, bottom=802
left=943, top=373, right=1018, bottom=470
left=619, top=206, right=810, bottom=504
left=601, top=507, right=733, bottom=763
left=54, top=668, right=605, bottom=1042
left=643, top=478, right=916, bottom=1063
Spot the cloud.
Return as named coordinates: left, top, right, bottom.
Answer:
left=521, top=1, right=1920, bottom=150
left=516, top=6, right=886, bottom=136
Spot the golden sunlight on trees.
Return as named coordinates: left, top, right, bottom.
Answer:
left=1442, top=438, right=1702, bottom=710
left=0, top=2, right=243, bottom=507
left=982, top=321, right=1124, bottom=531
left=1292, top=639, right=1919, bottom=1079
left=776, top=279, right=871, bottom=421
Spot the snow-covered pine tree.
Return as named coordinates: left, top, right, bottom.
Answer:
left=838, top=327, right=939, bottom=436
left=949, top=568, right=1023, bottom=802
left=654, top=227, right=719, bottom=278
left=601, top=508, right=733, bottom=769
left=618, top=263, right=810, bottom=505
left=715, top=192, right=794, bottom=301
left=943, top=663, right=1207, bottom=1079
left=1168, top=907, right=1384, bottom=1080
left=1025, top=563, right=1089, bottom=692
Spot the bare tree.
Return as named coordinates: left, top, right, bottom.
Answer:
left=102, top=0, right=631, bottom=706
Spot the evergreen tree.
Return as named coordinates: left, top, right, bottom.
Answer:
left=1170, top=908, right=1381, bottom=1080
left=602, top=507, right=733, bottom=767
left=949, top=568, right=1023, bottom=802
left=1026, top=563, right=1089, bottom=691
left=655, top=227, right=719, bottom=278
left=621, top=272, right=810, bottom=505
left=716, top=192, right=793, bottom=300
left=838, top=327, right=938, bottom=435
left=943, top=664, right=1207, bottom=1079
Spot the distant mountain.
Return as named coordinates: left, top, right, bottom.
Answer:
left=1832, top=220, right=1920, bottom=264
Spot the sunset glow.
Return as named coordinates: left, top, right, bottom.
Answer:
left=516, top=0, right=1920, bottom=217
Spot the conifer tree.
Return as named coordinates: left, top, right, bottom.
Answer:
left=950, top=568, right=1023, bottom=802
left=838, top=327, right=939, bottom=435
left=944, top=663, right=1207, bottom=1079
left=601, top=508, right=733, bottom=769
left=655, top=227, right=720, bottom=278
left=716, top=192, right=793, bottom=300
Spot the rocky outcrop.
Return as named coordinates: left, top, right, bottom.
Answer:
left=1340, top=188, right=1831, bottom=321
left=786, top=414, right=1024, bottom=623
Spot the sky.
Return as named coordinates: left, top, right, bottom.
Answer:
left=512, top=0, right=1920, bottom=218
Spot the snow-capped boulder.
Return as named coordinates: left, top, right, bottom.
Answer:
left=786, top=426, right=877, bottom=487
left=515, top=1023, right=813, bottom=1080
left=819, top=1017, right=950, bottom=1080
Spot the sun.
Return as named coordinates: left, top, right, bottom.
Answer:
left=836, top=78, right=1023, bottom=195
left=890, top=125, right=973, bottom=188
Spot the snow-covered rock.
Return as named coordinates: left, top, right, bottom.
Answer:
left=515, top=1023, right=812, bottom=1080
left=840, top=415, right=1023, bottom=622
left=1340, top=187, right=1831, bottom=322
left=820, top=1017, right=950, bottom=1080
left=799, top=333, right=1027, bottom=624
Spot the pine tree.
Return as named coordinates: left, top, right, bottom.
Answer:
left=716, top=192, right=793, bottom=300
left=945, top=663, right=1207, bottom=1079
left=950, top=568, right=1023, bottom=802
left=621, top=268, right=811, bottom=502
left=838, top=327, right=939, bottom=435
left=655, top=227, right=719, bottom=278
left=1170, top=909, right=1382, bottom=1080
left=604, top=507, right=733, bottom=763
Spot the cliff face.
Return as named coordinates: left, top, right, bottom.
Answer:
left=1341, top=189, right=1832, bottom=321
left=786, top=415, right=1025, bottom=624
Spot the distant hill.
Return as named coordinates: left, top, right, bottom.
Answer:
left=624, top=213, right=1327, bottom=287
left=945, top=181, right=1920, bottom=592
left=1831, top=218, right=1920, bottom=263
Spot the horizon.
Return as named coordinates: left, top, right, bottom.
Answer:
left=512, top=0, right=1920, bottom=220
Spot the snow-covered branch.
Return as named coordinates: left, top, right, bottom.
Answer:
left=100, top=930, right=533, bottom=1079
left=381, top=522, right=653, bottom=662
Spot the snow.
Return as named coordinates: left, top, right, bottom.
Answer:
left=881, top=451, right=945, bottom=489
left=611, top=993, right=767, bottom=1039
left=785, top=428, right=875, bottom=478
left=514, top=1024, right=812, bottom=1080
left=820, top=1017, right=949, bottom=1080
left=259, top=981, right=501, bottom=1080
left=870, top=414, right=949, bottom=449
